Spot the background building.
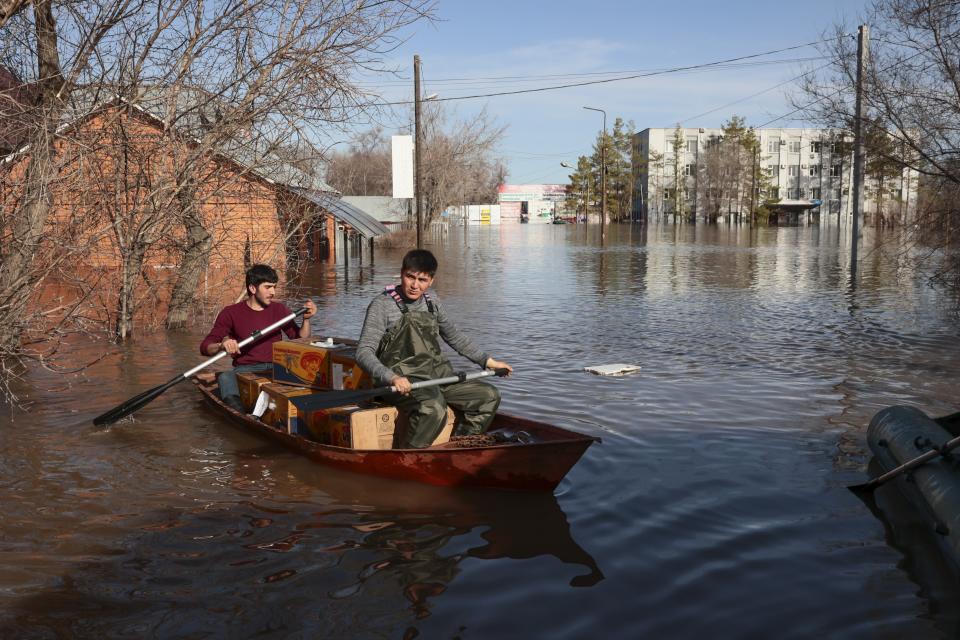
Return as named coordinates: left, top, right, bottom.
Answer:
left=632, top=127, right=918, bottom=224
left=497, top=184, right=567, bottom=223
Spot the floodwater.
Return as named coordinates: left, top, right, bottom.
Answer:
left=2, top=222, right=960, bottom=639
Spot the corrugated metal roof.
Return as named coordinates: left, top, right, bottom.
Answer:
left=341, top=196, right=410, bottom=224
left=293, top=189, right=390, bottom=238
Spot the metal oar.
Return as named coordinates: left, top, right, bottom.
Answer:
left=848, top=432, right=960, bottom=494
left=288, top=368, right=510, bottom=413
left=93, top=307, right=307, bottom=426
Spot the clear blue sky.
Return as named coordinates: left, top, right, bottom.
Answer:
left=345, top=0, right=871, bottom=186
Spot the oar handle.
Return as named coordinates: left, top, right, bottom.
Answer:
left=868, top=433, right=960, bottom=487
left=182, top=307, right=307, bottom=379
left=93, top=306, right=309, bottom=426
left=400, top=368, right=508, bottom=393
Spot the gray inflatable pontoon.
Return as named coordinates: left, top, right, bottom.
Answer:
left=867, top=406, right=960, bottom=564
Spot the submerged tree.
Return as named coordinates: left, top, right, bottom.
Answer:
left=565, top=115, right=635, bottom=222
left=671, top=125, right=687, bottom=222
left=0, top=0, right=434, bottom=400
left=796, top=0, right=960, bottom=285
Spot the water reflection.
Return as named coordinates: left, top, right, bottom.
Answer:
left=232, top=449, right=604, bottom=606
left=862, top=461, right=960, bottom=637
left=0, top=444, right=601, bottom=637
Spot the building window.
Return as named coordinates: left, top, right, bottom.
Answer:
left=789, top=140, right=801, bottom=153
left=830, top=142, right=844, bottom=154
left=832, top=188, right=841, bottom=200
left=788, top=165, right=799, bottom=177
left=684, top=188, right=693, bottom=201
left=769, top=187, right=780, bottom=199
left=663, top=188, right=674, bottom=201
left=895, top=188, right=903, bottom=199
left=809, top=165, right=820, bottom=177
left=684, top=164, right=695, bottom=176
left=686, top=139, right=698, bottom=153
left=788, top=188, right=800, bottom=199
left=811, top=141, right=822, bottom=153
left=767, top=139, right=780, bottom=153
left=768, top=164, right=780, bottom=177
left=706, top=135, right=724, bottom=149
left=812, top=187, right=822, bottom=200
left=830, top=164, right=842, bottom=177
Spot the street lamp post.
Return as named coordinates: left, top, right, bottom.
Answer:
left=583, top=106, right=606, bottom=242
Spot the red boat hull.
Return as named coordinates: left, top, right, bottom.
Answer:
left=195, top=379, right=598, bottom=492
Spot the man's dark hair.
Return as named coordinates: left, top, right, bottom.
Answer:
left=401, top=249, right=438, bottom=275
left=245, top=264, right=279, bottom=290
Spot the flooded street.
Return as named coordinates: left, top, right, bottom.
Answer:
left=2, top=222, right=960, bottom=638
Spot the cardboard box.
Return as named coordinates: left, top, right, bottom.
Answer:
left=236, top=373, right=272, bottom=412
left=272, top=340, right=334, bottom=389
left=301, top=404, right=358, bottom=447
left=259, top=383, right=315, bottom=434
left=272, top=339, right=373, bottom=390
left=329, top=348, right=373, bottom=391
left=303, top=404, right=456, bottom=450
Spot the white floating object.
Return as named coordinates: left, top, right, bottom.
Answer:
left=583, top=364, right=641, bottom=376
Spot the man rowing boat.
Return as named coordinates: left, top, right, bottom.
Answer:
left=355, top=249, right=512, bottom=448
left=199, top=264, right=316, bottom=412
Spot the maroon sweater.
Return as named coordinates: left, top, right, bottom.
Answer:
left=199, top=301, right=299, bottom=366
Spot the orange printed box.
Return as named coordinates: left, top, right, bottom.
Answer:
left=259, top=383, right=315, bottom=434
left=272, top=340, right=333, bottom=389
left=302, top=405, right=357, bottom=447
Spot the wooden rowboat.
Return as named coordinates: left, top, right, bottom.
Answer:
left=193, top=374, right=599, bottom=492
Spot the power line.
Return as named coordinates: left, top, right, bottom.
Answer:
left=369, top=38, right=833, bottom=106
left=356, top=56, right=826, bottom=89
left=680, top=61, right=835, bottom=124
left=755, top=29, right=960, bottom=129
left=501, top=147, right=589, bottom=158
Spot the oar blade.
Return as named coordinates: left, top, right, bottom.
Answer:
left=93, top=376, right=184, bottom=426
left=288, top=387, right=390, bottom=413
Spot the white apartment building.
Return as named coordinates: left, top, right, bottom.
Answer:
left=631, top=127, right=918, bottom=223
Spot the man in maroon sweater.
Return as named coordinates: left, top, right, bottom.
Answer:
left=200, top=264, right=317, bottom=411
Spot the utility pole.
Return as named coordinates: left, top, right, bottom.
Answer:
left=851, top=25, right=869, bottom=275
left=750, top=144, right=758, bottom=226
left=414, top=54, right=423, bottom=249
left=600, top=124, right=606, bottom=237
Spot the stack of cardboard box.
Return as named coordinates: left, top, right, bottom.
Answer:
left=234, top=338, right=455, bottom=450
